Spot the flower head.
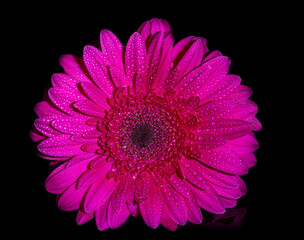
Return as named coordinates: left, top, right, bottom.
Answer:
left=31, top=18, right=261, bottom=230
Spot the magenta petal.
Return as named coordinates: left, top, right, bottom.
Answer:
left=134, top=175, right=151, bottom=203
left=45, top=157, right=90, bottom=194
left=59, top=54, right=91, bottom=83
left=199, top=146, right=248, bottom=175
left=226, top=133, right=259, bottom=154
left=188, top=182, right=225, bottom=214
left=184, top=196, right=203, bottom=224
left=160, top=208, right=178, bottom=231
left=110, top=174, right=133, bottom=212
left=83, top=45, right=114, bottom=97
left=73, top=100, right=106, bottom=118
left=166, top=174, right=192, bottom=199
left=34, top=116, right=61, bottom=137
left=239, top=152, right=257, bottom=168
left=100, top=29, right=124, bottom=72
left=125, top=32, right=147, bottom=79
left=76, top=209, right=94, bottom=225
left=51, top=116, right=92, bottom=135
left=139, top=184, right=163, bottom=229
left=38, top=134, right=83, bottom=157
left=137, top=18, right=171, bottom=43
left=163, top=180, right=187, bottom=225
left=58, top=182, right=88, bottom=211
left=83, top=164, right=116, bottom=213
left=107, top=202, right=130, bottom=229
left=80, top=81, right=109, bottom=109
left=95, top=202, right=109, bottom=231
left=34, top=101, right=66, bottom=118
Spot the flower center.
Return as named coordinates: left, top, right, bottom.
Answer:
left=130, top=123, right=155, bottom=148
left=100, top=86, right=202, bottom=179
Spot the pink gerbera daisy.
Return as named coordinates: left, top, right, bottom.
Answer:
left=31, top=18, right=261, bottom=231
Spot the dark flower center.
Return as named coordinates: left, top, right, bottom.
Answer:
left=130, top=123, right=155, bottom=148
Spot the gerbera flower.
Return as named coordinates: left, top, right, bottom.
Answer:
left=31, top=18, right=261, bottom=231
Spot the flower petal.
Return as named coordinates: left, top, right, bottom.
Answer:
left=80, top=81, right=109, bottom=109
left=34, top=116, right=61, bottom=137
left=134, top=175, right=151, bottom=203
left=137, top=18, right=171, bottom=43
left=45, top=156, right=91, bottom=194
left=100, top=29, right=124, bottom=71
left=57, top=182, right=88, bottom=211
left=139, top=183, right=163, bottom=229
left=125, top=32, right=147, bottom=79
left=111, top=174, right=133, bottom=212
left=76, top=209, right=94, bottom=225
left=34, top=101, right=66, bottom=118
left=38, top=134, right=83, bottom=157
left=188, top=182, right=225, bottom=214
left=51, top=116, right=92, bottom=135
left=83, top=164, right=117, bottom=213
left=107, top=202, right=130, bottom=229
left=95, top=202, right=109, bottom=231
left=162, top=180, right=187, bottom=225
left=73, top=100, right=106, bottom=118
left=184, top=196, right=202, bottom=224
left=199, top=146, right=248, bottom=175
left=59, top=54, right=91, bottom=82
left=199, top=119, right=254, bottom=140
left=83, top=45, right=114, bottom=97
left=226, top=133, right=259, bottom=154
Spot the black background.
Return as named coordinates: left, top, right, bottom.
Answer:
left=11, top=1, right=289, bottom=237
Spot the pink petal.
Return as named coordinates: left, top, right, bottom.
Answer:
left=51, top=73, right=79, bottom=91
left=48, top=87, right=85, bottom=116
left=110, top=174, right=133, bottom=212
left=34, top=116, right=61, bottom=137
left=195, top=98, right=239, bottom=120
left=226, top=133, right=259, bottom=154
left=176, top=63, right=212, bottom=98
left=134, top=175, right=151, bottom=203
left=201, top=74, right=241, bottom=104
left=199, top=163, right=239, bottom=189
left=59, top=54, right=91, bottom=82
left=95, top=202, right=109, bottom=231
left=162, top=180, right=187, bottom=225
left=108, top=65, right=131, bottom=87
left=83, top=45, right=114, bottom=97
left=100, top=29, right=124, bottom=71
left=83, top=164, right=117, bottom=213
left=171, top=38, right=207, bottom=86
left=38, top=134, right=83, bottom=157
left=146, top=32, right=164, bottom=90
left=73, top=100, right=106, bottom=118
left=76, top=209, right=94, bottom=225
left=227, top=84, right=253, bottom=101
left=184, top=196, right=203, bottom=224
left=57, top=182, right=88, bottom=211
left=227, top=99, right=258, bottom=121
left=237, top=176, right=247, bottom=196
left=151, top=32, right=174, bottom=93
left=188, top=182, right=225, bottom=214
left=212, top=184, right=242, bottom=199
left=107, top=202, right=130, bottom=229
left=199, top=119, right=254, bottom=140
left=125, top=32, right=147, bottom=79
left=139, top=183, right=163, bottom=229
left=202, top=50, right=222, bottom=63
left=239, top=152, right=257, bottom=168
left=160, top=208, right=178, bottom=231
left=79, top=81, right=109, bottom=109
left=134, top=73, right=146, bottom=93
left=45, top=156, right=91, bottom=194
left=166, top=174, right=192, bottom=199
left=137, top=18, right=171, bottom=43
left=77, top=158, right=108, bottom=189
left=34, top=101, right=66, bottom=118
left=51, top=116, right=92, bottom=135
left=199, top=146, right=248, bottom=175
left=66, top=153, right=97, bottom=167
